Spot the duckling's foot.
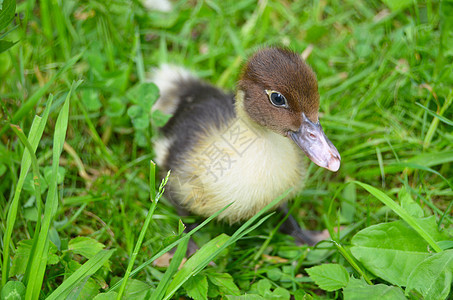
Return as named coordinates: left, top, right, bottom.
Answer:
left=278, top=207, right=329, bottom=246
left=153, top=238, right=200, bottom=268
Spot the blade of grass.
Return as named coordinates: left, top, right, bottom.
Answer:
left=240, top=0, right=267, bottom=40
left=116, top=163, right=168, bottom=300
left=161, top=234, right=229, bottom=299
left=391, top=162, right=453, bottom=194
left=1, top=95, right=53, bottom=288
left=46, top=249, right=115, bottom=300
left=134, top=25, right=145, bottom=83
left=0, top=0, right=15, bottom=32
left=151, top=237, right=189, bottom=300
left=164, top=212, right=276, bottom=299
left=252, top=205, right=293, bottom=262
left=357, top=150, right=453, bottom=177
left=390, top=162, right=453, bottom=230
left=25, top=82, right=78, bottom=300
left=332, top=240, right=373, bottom=285
left=113, top=154, right=153, bottom=180
left=163, top=190, right=291, bottom=299
left=58, top=203, right=87, bottom=231
left=324, top=62, right=378, bottom=98
left=404, top=184, right=453, bottom=225
left=216, top=55, right=243, bottom=88
left=74, top=96, right=118, bottom=171
left=324, top=185, right=346, bottom=242
left=51, top=0, right=70, bottom=60
left=39, top=0, right=52, bottom=40
left=9, top=125, right=44, bottom=283
left=4, top=53, right=82, bottom=132
left=109, top=202, right=234, bottom=292
left=99, top=17, right=115, bottom=72
left=320, top=184, right=372, bottom=285
left=376, top=146, right=385, bottom=187
left=352, top=181, right=442, bottom=253
left=419, top=91, right=453, bottom=149
left=416, top=101, right=453, bottom=127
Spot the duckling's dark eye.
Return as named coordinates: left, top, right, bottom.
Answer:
left=266, top=90, right=288, bottom=108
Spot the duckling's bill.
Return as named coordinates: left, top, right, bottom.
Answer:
left=289, top=114, right=341, bottom=172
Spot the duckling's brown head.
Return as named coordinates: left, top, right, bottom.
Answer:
left=237, top=47, right=341, bottom=172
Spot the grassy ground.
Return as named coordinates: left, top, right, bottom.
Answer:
left=1, top=0, right=452, bottom=299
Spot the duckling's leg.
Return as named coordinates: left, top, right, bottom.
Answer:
left=278, top=205, right=329, bottom=246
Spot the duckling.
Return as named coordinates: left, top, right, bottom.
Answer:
left=151, top=47, right=340, bottom=244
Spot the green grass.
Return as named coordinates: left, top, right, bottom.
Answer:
left=1, top=0, right=452, bottom=299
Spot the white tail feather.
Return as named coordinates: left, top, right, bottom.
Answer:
left=148, top=64, right=195, bottom=115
